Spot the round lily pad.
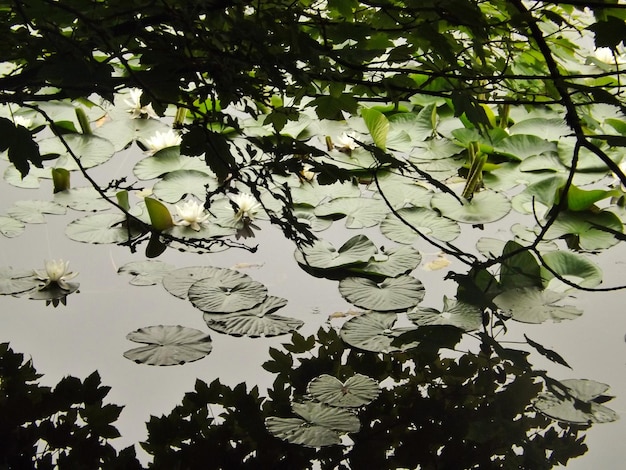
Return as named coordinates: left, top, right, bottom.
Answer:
left=545, top=210, right=622, bottom=251
left=314, top=197, right=387, bottom=228
left=0, top=266, right=39, bottom=295
left=339, top=275, right=425, bottom=311
left=409, top=296, right=482, bottom=331
left=7, top=200, right=66, bottom=224
left=380, top=207, right=460, bottom=244
left=188, top=276, right=267, bottom=313
left=0, top=215, right=25, bottom=238
left=152, top=169, right=217, bottom=203
left=493, top=287, right=582, bottom=324
left=265, top=417, right=342, bottom=447
left=162, top=266, right=252, bottom=299
left=340, top=312, right=419, bottom=353
left=53, top=187, right=113, bottom=212
left=133, top=147, right=209, bottom=180
left=52, top=134, right=116, bottom=170
left=123, top=324, right=213, bottom=366
left=307, top=374, right=380, bottom=408
left=65, top=213, right=144, bottom=244
left=351, top=245, right=422, bottom=278
left=294, top=234, right=377, bottom=270
left=28, top=282, right=80, bottom=301
left=540, top=251, right=603, bottom=290
left=117, top=260, right=177, bottom=286
left=431, top=190, right=511, bottom=224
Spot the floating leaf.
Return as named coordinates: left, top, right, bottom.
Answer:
left=533, top=379, right=618, bottom=424
left=0, top=215, right=25, bottom=238
left=188, top=276, right=267, bottom=313
left=307, top=374, right=380, bottom=408
left=493, top=287, right=582, bottom=324
left=65, top=213, right=144, bottom=244
left=340, top=312, right=419, bottom=353
left=292, top=401, right=360, bottom=432
left=380, top=207, right=460, bottom=243
left=540, top=251, right=603, bottom=290
left=314, top=197, right=387, bottom=228
left=294, top=234, right=377, bottom=270
left=351, top=245, right=422, bottom=278
left=52, top=134, right=116, bottom=169
left=265, top=417, right=342, bottom=447
left=499, top=240, right=542, bottom=289
left=431, top=190, right=511, bottom=224
left=408, top=296, right=482, bottom=332
left=372, top=171, right=433, bottom=209
left=144, top=197, right=174, bottom=231
left=133, top=147, right=209, bottom=180
left=53, top=187, right=112, bottom=211
left=117, top=260, right=177, bottom=286
left=152, top=169, right=217, bottom=203
left=162, top=266, right=252, bottom=299
left=7, top=200, right=66, bottom=224
left=545, top=209, right=622, bottom=250
left=0, top=266, right=39, bottom=295
left=339, top=275, right=425, bottom=311
left=3, top=165, right=51, bottom=189
left=28, top=282, right=80, bottom=302
left=123, top=325, right=212, bottom=366
left=361, top=107, right=389, bottom=150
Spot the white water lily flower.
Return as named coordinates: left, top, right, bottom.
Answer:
left=335, top=132, right=357, bottom=153
left=174, top=199, right=210, bottom=231
left=231, top=193, right=261, bottom=222
left=124, top=88, right=159, bottom=119
left=145, top=129, right=182, bottom=155
left=34, top=259, right=78, bottom=291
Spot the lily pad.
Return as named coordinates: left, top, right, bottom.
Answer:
left=53, top=187, right=112, bottom=211
left=52, top=134, right=116, bottom=170
left=493, top=287, right=582, bottom=324
left=339, top=274, right=425, bottom=311
left=4, top=165, right=51, bottom=189
left=294, top=234, right=377, bottom=270
left=340, top=312, right=419, bottom=353
left=152, top=169, right=217, bottom=203
left=28, top=282, right=80, bottom=302
left=545, top=210, right=622, bottom=250
left=65, top=213, right=144, bottom=244
left=292, top=401, right=360, bottom=432
left=7, top=200, right=66, bottom=223
left=203, top=296, right=303, bottom=337
left=133, top=147, right=210, bottom=180
left=431, top=190, right=511, bottom=224
left=351, top=245, right=422, bottom=278
left=380, top=207, right=460, bottom=243
left=408, top=296, right=482, bottom=332
left=123, top=324, right=213, bottom=366
left=307, top=374, right=380, bottom=408
left=0, top=266, right=39, bottom=295
left=162, top=266, right=252, bottom=299
left=314, top=197, right=387, bottom=228
left=188, top=276, right=267, bottom=313
left=540, top=251, right=603, bottom=290
left=117, top=260, right=177, bottom=286
left=0, top=215, right=25, bottom=238
left=533, top=379, right=618, bottom=424
left=372, top=172, right=433, bottom=209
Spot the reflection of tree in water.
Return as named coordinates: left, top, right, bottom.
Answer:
left=1, top=328, right=594, bottom=468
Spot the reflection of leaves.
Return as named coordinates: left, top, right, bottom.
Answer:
left=524, top=335, right=571, bottom=369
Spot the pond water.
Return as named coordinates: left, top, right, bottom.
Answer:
left=1, top=119, right=626, bottom=467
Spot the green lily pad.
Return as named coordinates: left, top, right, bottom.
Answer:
left=28, top=282, right=80, bottom=302
left=123, top=325, right=213, bottom=366
left=94, top=117, right=170, bottom=151
left=340, top=312, right=419, bottom=353
left=53, top=187, right=112, bottom=211
left=117, top=260, right=177, bottom=286
left=294, top=234, right=377, bottom=270
left=372, top=172, right=433, bottom=209
left=508, top=117, right=570, bottom=141
left=293, top=206, right=333, bottom=232
left=133, top=147, right=210, bottom=180
left=0, top=266, right=39, bottom=295
left=292, top=401, right=360, bottom=432
left=339, top=274, right=425, bottom=311
left=188, top=276, right=267, bottom=313
left=533, top=379, right=618, bottom=424
left=408, top=296, right=482, bottom=332
left=152, top=169, right=217, bottom=203
left=4, top=165, right=52, bottom=189
left=307, top=374, right=380, bottom=408
left=162, top=266, right=252, bottom=299
left=0, top=215, right=25, bottom=238
left=351, top=245, right=422, bottom=278
left=431, top=190, right=511, bottom=224
left=492, top=134, right=557, bottom=161
left=7, top=200, right=66, bottom=223
left=265, top=417, right=342, bottom=447
left=545, top=210, right=622, bottom=250
left=65, top=213, right=144, bottom=244
left=290, top=180, right=360, bottom=206
left=493, top=287, right=582, bottom=324
left=380, top=207, right=460, bottom=243
left=51, top=134, right=116, bottom=170
left=412, top=137, right=463, bottom=160
left=314, top=197, right=387, bottom=228
left=540, top=251, right=603, bottom=290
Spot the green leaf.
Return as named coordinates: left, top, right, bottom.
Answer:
left=540, top=251, right=603, bottom=290
left=307, top=374, right=380, bottom=408
left=188, top=276, right=267, bottom=313
left=339, top=274, right=425, bottom=311
left=564, top=185, right=617, bottom=211
left=408, top=296, right=482, bottom=332
left=361, top=107, right=389, bottom=150
left=162, top=266, right=252, bottom=299
left=144, top=197, right=174, bottom=231
left=117, top=260, right=176, bottom=286
left=294, top=234, right=377, bottom=270
left=340, top=312, right=419, bottom=353
left=430, top=190, right=511, bottom=224
left=493, top=287, right=582, bottom=324
left=380, top=207, right=460, bottom=243
left=499, top=241, right=542, bottom=289
left=123, top=325, right=213, bottom=366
